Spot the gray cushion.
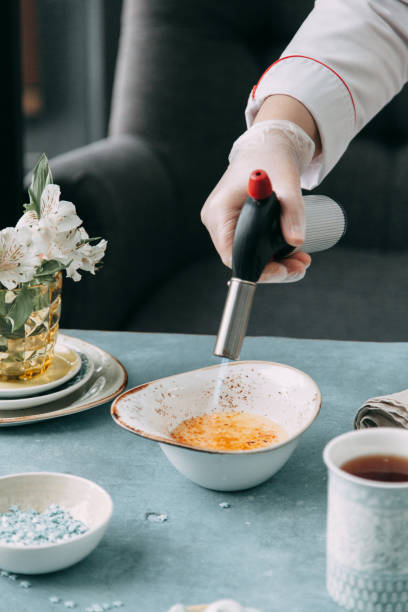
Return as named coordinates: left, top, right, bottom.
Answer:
left=127, top=246, right=408, bottom=341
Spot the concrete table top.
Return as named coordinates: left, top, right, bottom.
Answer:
left=2, top=329, right=407, bottom=612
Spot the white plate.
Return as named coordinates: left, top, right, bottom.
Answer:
left=0, top=344, right=81, bottom=398
left=0, top=334, right=127, bottom=426
left=0, top=352, right=94, bottom=410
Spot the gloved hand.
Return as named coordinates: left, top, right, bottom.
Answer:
left=201, top=120, right=315, bottom=282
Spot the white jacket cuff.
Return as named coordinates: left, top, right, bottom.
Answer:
left=245, top=56, right=356, bottom=189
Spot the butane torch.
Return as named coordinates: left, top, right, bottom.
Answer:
left=214, top=169, right=346, bottom=360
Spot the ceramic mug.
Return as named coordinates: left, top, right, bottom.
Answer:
left=323, top=428, right=408, bottom=612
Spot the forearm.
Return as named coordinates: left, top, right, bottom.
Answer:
left=247, top=0, right=408, bottom=188
left=253, top=94, right=321, bottom=156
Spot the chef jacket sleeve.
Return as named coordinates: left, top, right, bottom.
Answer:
left=245, top=0, right=408, bottom=189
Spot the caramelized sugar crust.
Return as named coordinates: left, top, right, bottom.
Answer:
left=170, top=411, right=287, bottom=451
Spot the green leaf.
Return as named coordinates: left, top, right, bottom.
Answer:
left=25, top=153, right=53, bottom=217
left=5, top=287, right=34, bottom=332
left=33, top=260, right=63, bottom=278
left=0, top=292, right=7, bottom=317
left=0, top=317, right=26, bottom=339
left=76, top=236, right=101, bottom=247
left=0, top=316, right=12, bottom=336
left=33, top=274, right=60, bottom=285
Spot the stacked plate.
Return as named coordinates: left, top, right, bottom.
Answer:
left=0, top=334, right=127, bottom=427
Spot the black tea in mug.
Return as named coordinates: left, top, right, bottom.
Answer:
left=341, top=454, right=408, bottom=482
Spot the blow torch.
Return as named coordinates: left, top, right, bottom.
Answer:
left=214, top=169, right=346, bottom=360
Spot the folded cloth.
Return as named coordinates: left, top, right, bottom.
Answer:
left=168, top=600, right=260, bottom=612
left=354, top=389, right=408, bottom=429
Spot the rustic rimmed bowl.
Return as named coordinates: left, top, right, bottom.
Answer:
left=0, top=472, right=113, bottom=574
left=112, top=361, right=321, bottom=491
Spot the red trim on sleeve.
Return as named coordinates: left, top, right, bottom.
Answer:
left=252, top=55, right=356, bottom=121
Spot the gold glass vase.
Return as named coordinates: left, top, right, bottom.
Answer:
left=0, top=273, right=62, bottom=380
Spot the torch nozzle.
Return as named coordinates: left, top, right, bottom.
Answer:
left=213, top=278, right=257, bottom=360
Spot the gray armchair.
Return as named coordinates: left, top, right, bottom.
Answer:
left=47, top=0, right=408, bottom=341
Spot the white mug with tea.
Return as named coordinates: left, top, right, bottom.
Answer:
left=323, top=428, right=408, bottom=611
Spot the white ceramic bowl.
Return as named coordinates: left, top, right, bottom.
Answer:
left=0, top=472, right=113, bottom=574
left=112, top=361, right=321, bottom=491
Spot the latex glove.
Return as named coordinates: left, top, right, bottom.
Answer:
left=201, top=120, right=315, bottom=282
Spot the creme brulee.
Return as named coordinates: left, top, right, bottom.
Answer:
left=169, top=411, right=287, bottom=451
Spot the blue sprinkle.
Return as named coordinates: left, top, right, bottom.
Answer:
left=0, top=570, right=9, bottom=577
left=219, top=502, right=231, bottom=509
left=145, top=512, right=168, bottom=523
left=64, top=602, right=76, bottom=609
left=49, top=596, right=61, bottom=603
left=0, top=505, right=88, bottom=546
left=19, top=580, right=31, bottom=588
left=8, top=574, right=17, bottom=581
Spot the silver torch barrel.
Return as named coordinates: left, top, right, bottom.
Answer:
left=213, top=195, right=346, bottom=360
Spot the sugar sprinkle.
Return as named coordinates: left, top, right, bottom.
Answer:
left=86, top=604, right=122, bottom=611
left=145, top=512, right=168, bottom=523
left=1, top=570, right=125, bottom=612
left=0, top=504, right=88, bottom=545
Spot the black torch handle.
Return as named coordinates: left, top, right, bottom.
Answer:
left=232, top=192, right=293, bottom=283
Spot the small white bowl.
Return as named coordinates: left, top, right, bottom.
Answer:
left=112, top=361, right=321, bottom=491
left=0, top=472, right=113, bottom=574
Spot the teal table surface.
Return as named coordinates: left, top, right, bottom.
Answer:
left=2, top=330, right=408, bottom=612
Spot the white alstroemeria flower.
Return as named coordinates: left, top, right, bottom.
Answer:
left=30, top=223, right=80, bottom=267
left=51, top=229, right=84, bottom=266
left=16, top=184, right=82, bottom=233
left=0, top=227, right=40, bottom=290
left=16, top=210, right=38, bottom=228
left=66, top=230, right=107, bottom=282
